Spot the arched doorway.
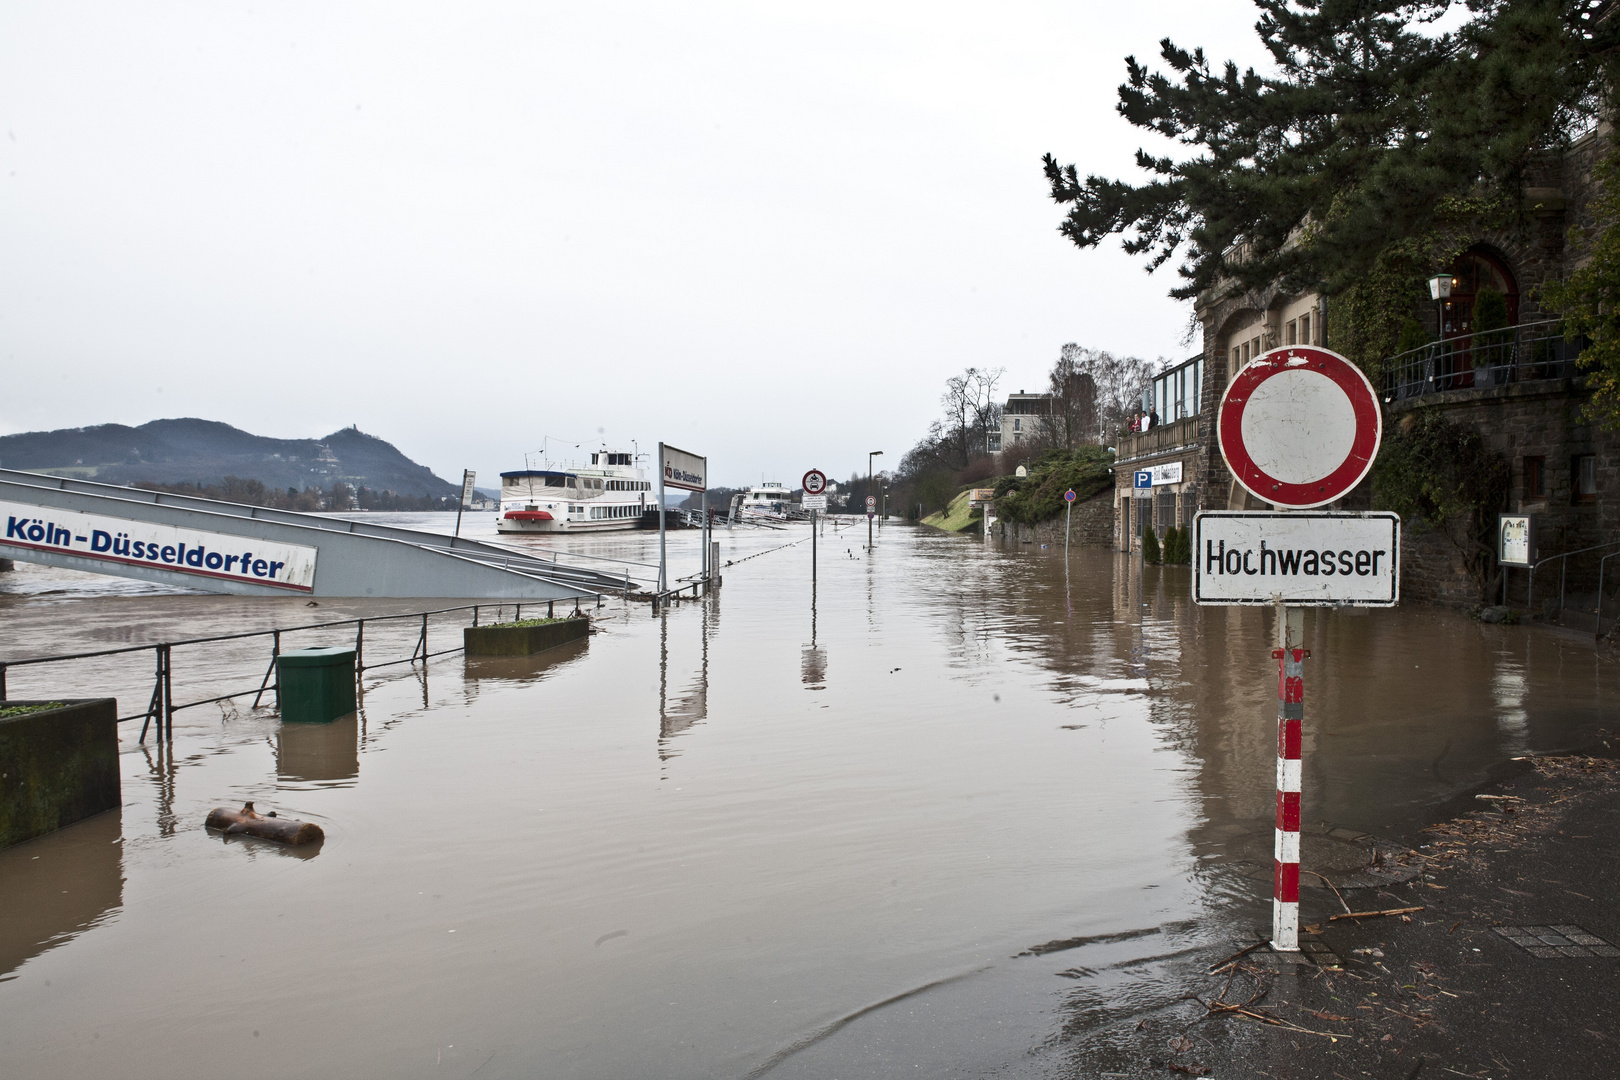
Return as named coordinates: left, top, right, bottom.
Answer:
left=1438, top=249, right=1518, bottom=388
left=1442, top=249, right=1519, bottom=338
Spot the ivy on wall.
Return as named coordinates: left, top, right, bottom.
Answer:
left=1540, top=146, right=1620, bottom=431
left=1321, top=195, right=1507, bottom=380
left=1371, top=410, right=1510, bottom=598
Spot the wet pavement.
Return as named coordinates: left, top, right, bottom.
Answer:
left=0, top=516, right=1615, bottom=1078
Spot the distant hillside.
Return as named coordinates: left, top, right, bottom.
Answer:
left=0, top=418, right=459, bottom=498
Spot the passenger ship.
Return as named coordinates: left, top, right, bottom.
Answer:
left=496, top=448, right=654, bottom=534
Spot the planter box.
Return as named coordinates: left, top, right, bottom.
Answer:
left=464, top=616, right=590, bottom=657
left=0, top=698, right=120, bottom=849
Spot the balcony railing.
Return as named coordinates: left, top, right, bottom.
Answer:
left=1115, top=415, right=1200, bottom=462
left=1383, top=320, right=1587, bottom=401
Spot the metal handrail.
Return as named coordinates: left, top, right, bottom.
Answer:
left=1382, top=319, right=1585, bottom=401
left=1596, top=550, right=1620, bottom=642
left=0, top=595, right=597, bottom=742
left=1526, top=539, right=1620, bottom=625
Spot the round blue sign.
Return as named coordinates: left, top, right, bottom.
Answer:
left=1063, top=489, right=1077, bottom=502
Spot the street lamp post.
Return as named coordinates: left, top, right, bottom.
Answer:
left=1428, top=272, right=1453, bottom=390
left=868, top=450, right=883, bottom=548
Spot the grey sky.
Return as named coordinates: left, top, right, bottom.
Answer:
left=1, top=2, right=1261, bottom=489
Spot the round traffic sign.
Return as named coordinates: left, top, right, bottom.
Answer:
left=1217, top=346, right=1381, bottom=509
left=865, top=495, right=876, bottom=509
left=1064, top=489, right=1077, bottom=503
left=802, top=469, right=827, bottom=495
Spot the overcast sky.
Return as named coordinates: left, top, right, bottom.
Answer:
left=1, top=2, right=1266, bottom=489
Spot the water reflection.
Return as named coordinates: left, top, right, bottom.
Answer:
left=658, top=594, right=714, bottom=756
left=462, top=638, right=589, bottom=686
left=801, top=584, right=826, bottom=688
left=277, top=713, right=360, bottom=787
left=0, top=809, right=123, bottom=980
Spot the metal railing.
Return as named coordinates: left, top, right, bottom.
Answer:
left=1596, top=550, right=1620, bottom=642
left=1383, top=320, right=1586, bottom=401
left=1526, top=539, right=1620, bottom=633
left=0, top=598, right=590, bottom=743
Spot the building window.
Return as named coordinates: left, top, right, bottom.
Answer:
left=1524, top=456, right=1546, bottom=500
left=1286, top=320, right=1297, bottom=345
left=1573, top=455, right=1597, bottom=503
left=1299, top=313, right=1311, bottom=345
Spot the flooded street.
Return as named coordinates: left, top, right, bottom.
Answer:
left=1, top=518, right=1615, bottom=1078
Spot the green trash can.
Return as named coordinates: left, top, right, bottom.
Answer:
left=277, top=647, right=357, bottom=724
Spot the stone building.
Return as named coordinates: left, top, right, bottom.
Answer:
left=1112, top=126, right=1618, bottom=614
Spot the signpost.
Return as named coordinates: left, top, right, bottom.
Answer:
left=1497, top=513, right=1533, bottom=607
left=803, top=469, right=827, bottom=583
left=453, top=469, right=476, bottom=539
left=1194, top=513, right=1399, bottom=606
left=1064, top=488, right=1077, bottom=559
left=658, top=443, right=707, bottom=600
left=1198, top=345, right=1395, bottom=953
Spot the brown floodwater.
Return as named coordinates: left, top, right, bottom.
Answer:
left=1, top=515, right=1614, bottom=1078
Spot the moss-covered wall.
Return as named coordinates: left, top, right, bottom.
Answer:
left=0, top=699, right=120, bottom=849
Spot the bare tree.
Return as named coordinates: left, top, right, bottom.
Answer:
left=1041, top=344, right=1100, bottom=449
left=940, top=366, right=1005, bottom=467
left=1050, top=346, right=1156, bottom=441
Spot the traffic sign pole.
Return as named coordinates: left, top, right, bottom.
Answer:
left=802, top=469, right=828, bottom=585
left=1063, top=488, right=1077, bottom=560
left=1205, top=345, right=1389, bottom=954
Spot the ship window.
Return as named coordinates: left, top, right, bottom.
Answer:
left=545, top=476, right=564, bottom=487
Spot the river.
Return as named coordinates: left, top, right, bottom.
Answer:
left=1, top=515, right=1614, bottom=1078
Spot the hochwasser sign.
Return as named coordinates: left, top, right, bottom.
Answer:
left=2, top=501, right=318, bottom=591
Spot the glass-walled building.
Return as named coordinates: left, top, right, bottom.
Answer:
left=1150, top=355, right=1202, bottom=425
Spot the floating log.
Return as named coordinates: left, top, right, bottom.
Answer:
left=205, top=801, right=324, bottom=845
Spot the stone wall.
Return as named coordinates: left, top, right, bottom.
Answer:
left=1389, top=376, right=1620, bottom=603
left=998, top=490, right=1116, bottom=547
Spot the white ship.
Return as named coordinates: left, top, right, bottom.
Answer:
left=496, top=448, right=653, bottom=534
left=741, top=482, right=794, bottom=512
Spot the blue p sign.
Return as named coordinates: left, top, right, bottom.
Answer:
left=1134, top=471, right=1152, bottom=488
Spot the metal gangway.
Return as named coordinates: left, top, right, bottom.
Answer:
left=0, top=467, right=636, bottom=600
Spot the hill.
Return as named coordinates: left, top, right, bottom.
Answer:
left=0, top=418, right=458, bottom=498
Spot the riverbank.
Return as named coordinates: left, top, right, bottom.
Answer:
left=1054, top=746, right=1620, bottom=1079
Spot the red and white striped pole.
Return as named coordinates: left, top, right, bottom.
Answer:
left=1272, top=606, right=1305, bottom=951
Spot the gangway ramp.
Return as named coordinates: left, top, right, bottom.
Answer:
left=0, top=468, right=623, bottom=599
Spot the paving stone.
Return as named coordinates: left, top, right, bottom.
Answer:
left=1591, top=946, right=1620, bottom=957
left=1557, top=946, right=1593, bottom=958
left=1527, top=946, right=1564, bottom=958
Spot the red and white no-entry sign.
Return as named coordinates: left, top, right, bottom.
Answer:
left=1217, top=346, right=1381, bottom=509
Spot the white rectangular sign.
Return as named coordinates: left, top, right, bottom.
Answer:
left=1194, top=511, right=1399, bottom=607
left=460, top=469, right=477, bottom=508
left=801, top=494, right=827, bottom=510
left=660, top=443, right=707, bottom=493
left=1, top=500, right=318, bottom=591
left=1498, top=514, right=1532, bottom=567
left=1133, top=462, right=1183, bottom=487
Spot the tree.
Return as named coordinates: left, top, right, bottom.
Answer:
left=1541, top=146, right=1620, bottom=427
left=1050, top=346, right=1158, bottom=439
left=1042, top=1, right=1620, bottom=302
left=1042, top=344, right=1100, bottom=449
left=939, top=367, right=1006, bottom=467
